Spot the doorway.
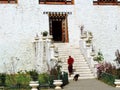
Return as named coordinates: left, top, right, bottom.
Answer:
left=49, top=14, right=69, bottom=42
left=52, top=21, right=62, bottom=41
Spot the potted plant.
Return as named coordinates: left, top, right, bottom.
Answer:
left=51, top=58, right=63, bottom=89
left=88, top=31, right=93, bottom=39
left=42, top=31, right=48, bottom=37
left=29, top=70, right=39, bottom=90
left=29, top=70, right=38, bottom=81
left=42, top=31, right=48, bottom=40
left=85, top=38, right=92, bottom=47
left=81, top=31, right=87, bottom=39
left=93, top=50, right=104, bottom=63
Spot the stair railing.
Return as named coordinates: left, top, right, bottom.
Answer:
left=79, top=31, right=98, bottom=77
left=34, top=34, right=55, bottom=73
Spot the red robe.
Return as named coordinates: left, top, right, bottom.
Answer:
left=68, top=57, right=74, bottom=65
left=67, top=57, right=74, bottom=74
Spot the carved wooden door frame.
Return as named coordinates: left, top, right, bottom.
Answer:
left=49, top=14, right=69, bottom=42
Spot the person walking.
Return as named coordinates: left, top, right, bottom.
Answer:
left=67, top=56, right=74, bottom=76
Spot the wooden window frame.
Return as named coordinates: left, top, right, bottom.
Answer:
left=93, top=0, right=120, bottom=5
left=39, top=0, right=74, bottom=5
left=0, top=0, right=17, bottom=4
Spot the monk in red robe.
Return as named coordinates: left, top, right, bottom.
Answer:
left=67, top=56, right=74, bottom=76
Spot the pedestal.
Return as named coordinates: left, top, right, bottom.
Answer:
left=53, top=80, right=63, bottom=89
left=114, top=79, right=120, bottom=88
left=29, top=81, right=39, bottom=90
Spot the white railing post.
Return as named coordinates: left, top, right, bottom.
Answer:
left=79, top=39, right=97, bottom=77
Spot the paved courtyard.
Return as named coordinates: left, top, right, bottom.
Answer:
left=46, top=79, right=120, bottom=90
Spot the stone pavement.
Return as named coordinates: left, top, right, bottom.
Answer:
left=46, top=79, right=120, bottom=90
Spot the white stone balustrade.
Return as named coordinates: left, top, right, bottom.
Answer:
left=79, top=39, right=97, bottom=77
left=33, top=34, right=54, bottom=73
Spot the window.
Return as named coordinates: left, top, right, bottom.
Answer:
left=0, top=0, right=17, bottom=4
left=39, top=0, right=74, bottom=5
left=93, top=0, right=120, bottom=5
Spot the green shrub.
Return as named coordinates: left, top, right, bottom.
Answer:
left=38, top=73, right=49, bottom=84
left=0, top=73, right=6, bottom=86
left=16, top=73, right=30, bottom=87
left=29, top=70, right=38, bottom=81
left=100, top=72, right=119, bottom=86
left=93, top=50, right=104, bottom=63
left=42, top=31, right=48, bottom=36
left=6, top=73, right=30, bottom=88
left=6, top=74, right=17, bottom=86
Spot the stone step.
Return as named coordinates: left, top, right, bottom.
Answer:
left=62, top=66, right=92, bottom=70
left=69, top=76, right=95, bottom=80
left=62, top=68, right=92, bottom=72
left=61, top=70, right=93, bottom=74
left=68, top=73, right=95, bottom=80
left=55, top=43, right=95, bottom=79
left=63, top=64, right=89, bottom=67
left=70, top=73, right=94, bottom=77
left=62, top=66, right=89, bottom=69
left=62, top=60, right=86, bottom=62
left=61, top=59, right=86, bottom=62
left=62, top=61, right=87, bottom=64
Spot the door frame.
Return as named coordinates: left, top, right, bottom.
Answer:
left=49, top=13, right=69, bottom=42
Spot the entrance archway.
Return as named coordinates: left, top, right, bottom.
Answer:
left=49, top=12, right=69, bottom=42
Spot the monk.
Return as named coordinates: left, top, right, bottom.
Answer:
left=67, top=56, right=74, bottom=76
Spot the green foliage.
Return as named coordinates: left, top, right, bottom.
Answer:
left=5, top=72, right=50, bottom=89
left=0, top=73, right=6, bottom=86
left=116, top=68, right=120, bottom=78
left=96, top=62, right=120, bottom=86
left=93, top=50, right=104, bottom=62
left=100, top=72, right=119, bottom=86
left=0, top=71, right=68, bottom=89
left=88, top=31, right=93, bottom=36
left=38, top=73, right=49, bottom=84
left=6, top=73, right=30, bottom=88
left=29, top=70, right=38, bottom=81
left=85, top=38, right=91, bottom=43
left=42, top=31, right=48, bottom=36
left=51, top=59, right=62, bottom=80
left=16, top=72, right=30, bottom=87
left=6, top=74, right=16, bottom=86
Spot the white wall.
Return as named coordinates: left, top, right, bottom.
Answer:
left=75, top=0, right=120, bottom=61
left=0, top=0, right=120, bottom=72
left=0, top=0, right=76, bottom=73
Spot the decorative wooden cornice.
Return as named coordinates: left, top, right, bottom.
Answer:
left=93, top=0, right=120, bottom=5
left=0, top=0, right=17, bottom=4
left=43, top=12, right=72, bottom=15
left=39, top=0, right=74, bottom=5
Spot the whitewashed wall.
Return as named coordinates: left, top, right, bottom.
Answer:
left=0, top=0, right=120, bottom=72
left=0, top=0, right=75, bottom=73
left=75, top=0, right=120, bottom=62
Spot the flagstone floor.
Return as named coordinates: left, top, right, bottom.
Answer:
left=43, top=79, right=120, bottom=90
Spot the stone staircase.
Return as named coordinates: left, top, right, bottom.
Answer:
left=54, top=43, right=95, bottom=80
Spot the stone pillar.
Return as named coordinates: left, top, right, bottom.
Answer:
left=34, top=34, right=60, bottom=73
left=45, top=36, right=52, bottom=71
left=34, top=34, right=48, bottom=73
left=86, top=46, right=91, bottom=58
left=49, top=43, right=55, bottom=69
